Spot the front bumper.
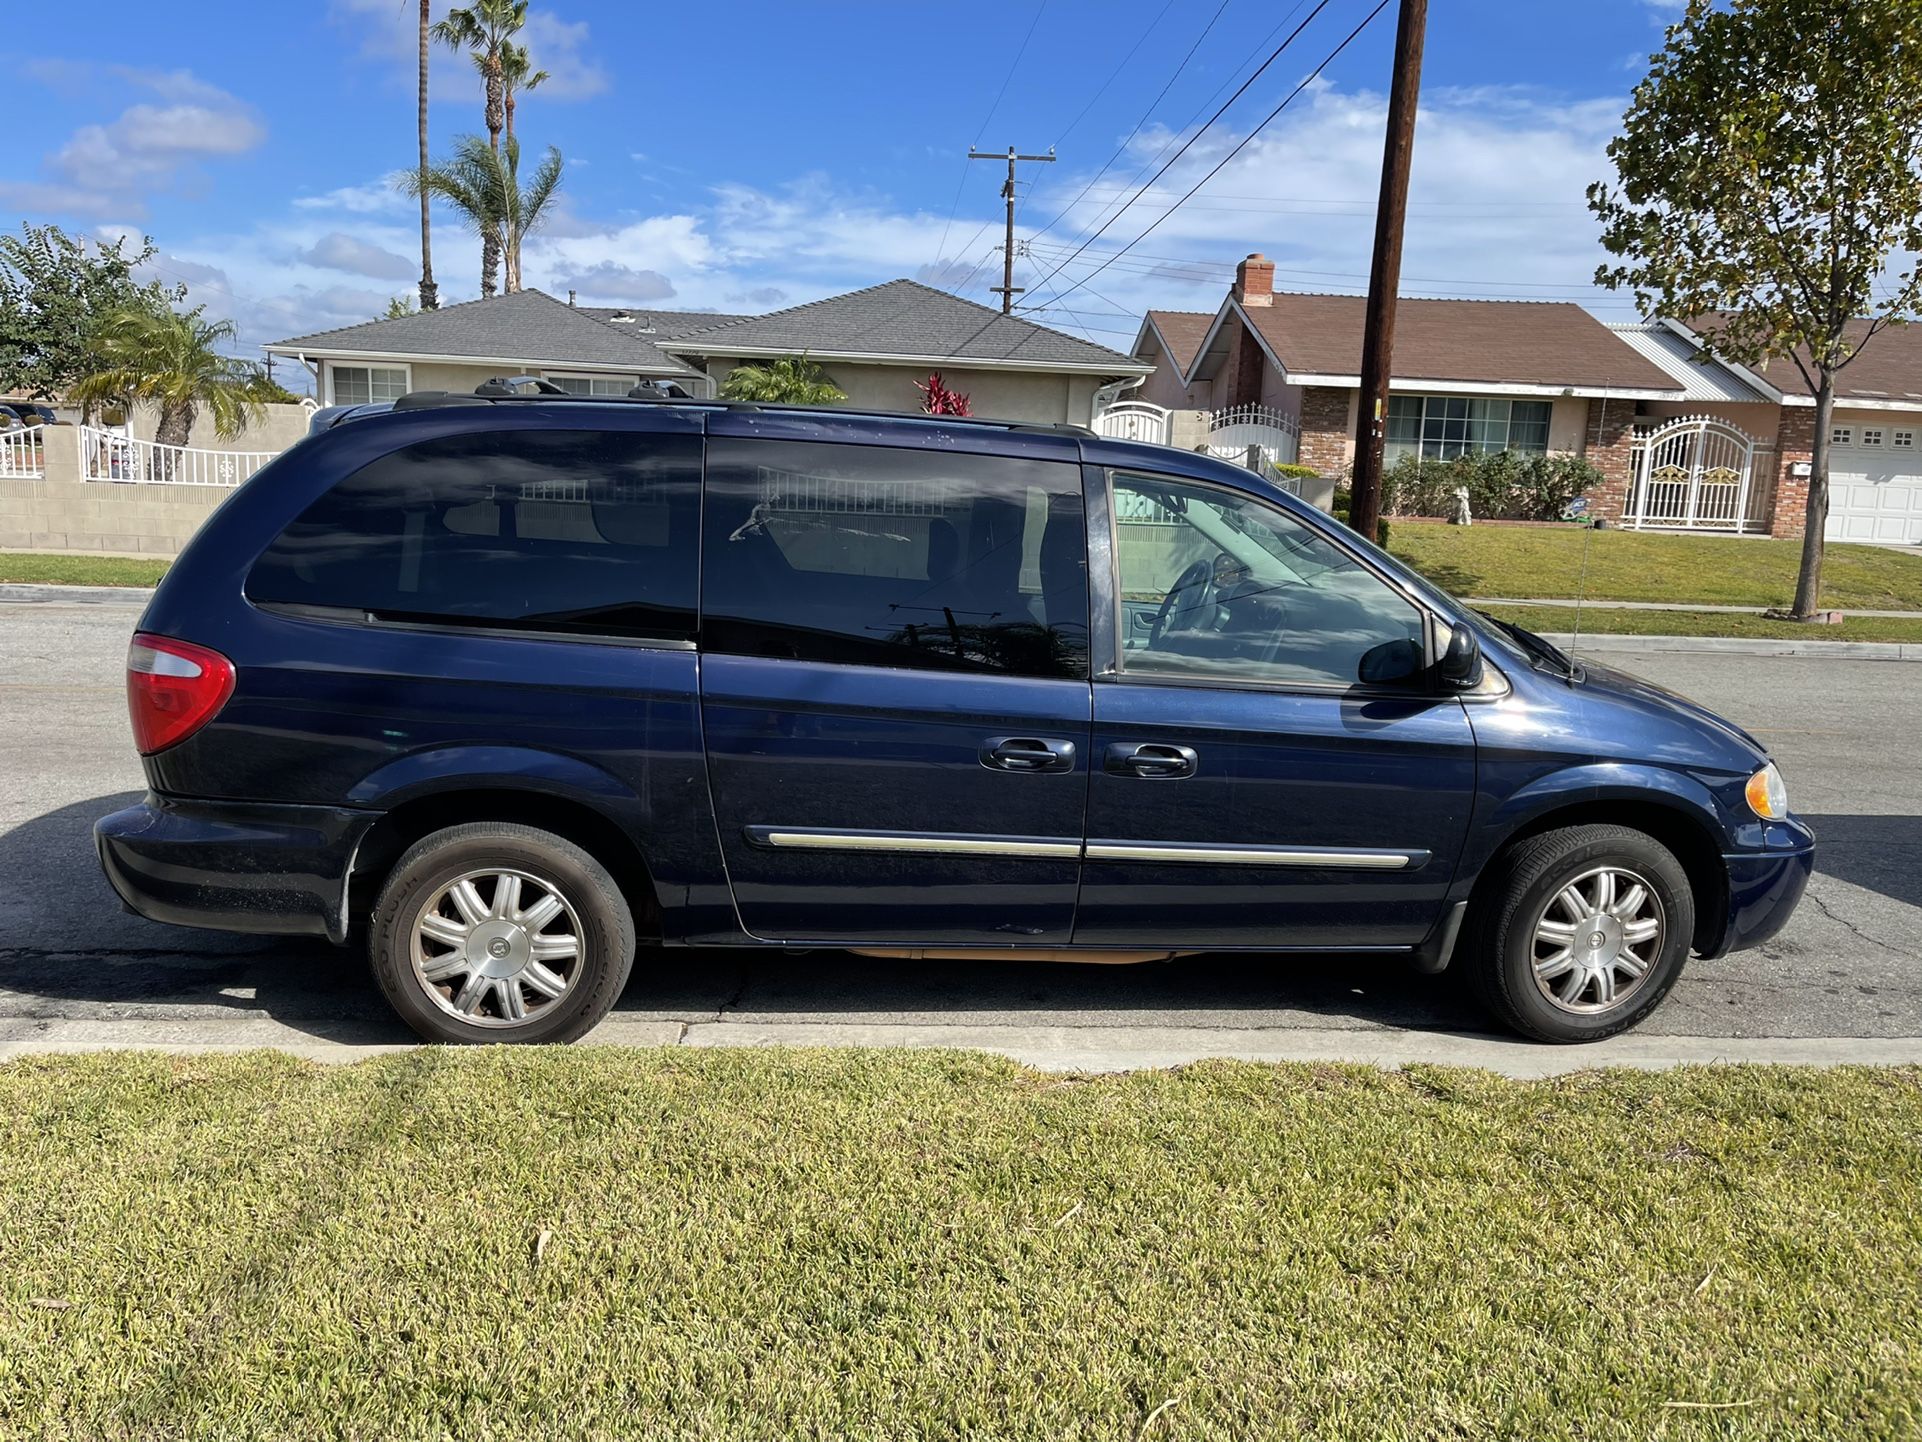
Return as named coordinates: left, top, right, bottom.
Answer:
left=1708, top=842, right=1815, bottom=957
left=95, top=793, right=377, bottom=944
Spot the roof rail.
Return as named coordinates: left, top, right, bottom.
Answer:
left=383, top=383, right=1094, bottom=437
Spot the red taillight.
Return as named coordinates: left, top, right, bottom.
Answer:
left=126, top=633, right=235, bottom=755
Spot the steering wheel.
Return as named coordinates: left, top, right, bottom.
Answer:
left=1149, top=558, right=1218, bottom=645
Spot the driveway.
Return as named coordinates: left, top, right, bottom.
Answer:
left=2, top=594, right=1917, bottom=1069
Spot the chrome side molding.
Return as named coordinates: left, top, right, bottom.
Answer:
left=749, top=827, right=1081, bottom=859
left=748, top=826, right=1424, bottom=869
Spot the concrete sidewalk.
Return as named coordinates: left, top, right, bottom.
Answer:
left=1473, top=595, right=1922, bottom=618
left=3, top=1015, right=1918, bottom=1077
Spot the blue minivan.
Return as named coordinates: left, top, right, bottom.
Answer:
left=96, top=389, right=1812, bottom=1044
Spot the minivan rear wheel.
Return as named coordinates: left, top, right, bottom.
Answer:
left=369, top=822, right=634, bottom=1044
left=1466, top=824, right=1694, bottom=1043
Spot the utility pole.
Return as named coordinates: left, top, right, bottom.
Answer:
left=968, top=146, right=1055, bottom=313
left=1348, top=0, right=1428, bottom=545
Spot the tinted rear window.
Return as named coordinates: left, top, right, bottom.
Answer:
left=700, top=437, right=1088, bottom=679
left=247, top=428, right=701, bottom=639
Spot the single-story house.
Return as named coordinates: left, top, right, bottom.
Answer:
left=267, top=280, right=1150, bottom=427
left=1132, top=254, right=1922, bottom=544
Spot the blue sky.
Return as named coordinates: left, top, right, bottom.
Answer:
left=2, top=0, right=1686, bottom=377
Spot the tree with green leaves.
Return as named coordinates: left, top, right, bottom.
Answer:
left=0, top=224, right=184, bottom=406
left=71, top=307, right=274, bottom=454
left=718, top=356, right=848, bottom=405
left=501, top=40, right=547, bottom=146
left=433, top=0, right=531, bottom=296
left=1590, top=0, right=1922, bottom=619
left=382, top=295, right=418, bottom=320
left=400, top=134, right=564, bottom=295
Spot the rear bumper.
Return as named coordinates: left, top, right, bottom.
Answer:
left=1707, top=845, right=1815, bottom=957
left=95, top=793, right=377, bottom=944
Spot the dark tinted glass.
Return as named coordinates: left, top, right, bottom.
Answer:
left=701, top=438, right=1088, bottom=679
left=248, top=428, right=701, bottom=638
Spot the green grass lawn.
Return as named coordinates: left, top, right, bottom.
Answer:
left=0, top=551, right=169, bottom=587
left=1481, top=603, right=1922, bottom=644
left=2, top=1049, right=1917, bottom=1439
left=1388, top=522, right=1922, bottom=611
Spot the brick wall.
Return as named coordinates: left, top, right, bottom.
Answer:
left=1768, top=405, right=1817, bottom=538
left=1297, top=386, right=1352, bottom=478
left=1581, top=397, right=1637, bottom=522
left=1223, top=321, right=1267, bottom=408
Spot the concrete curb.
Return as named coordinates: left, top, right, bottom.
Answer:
left=1540, top=632, right=1922, bottom=660
left=1472, top=596, right=1922, bottom=619
left=3, top=1016, right=1917, bottom=1077
left=0, top=583, right=153, bottom=606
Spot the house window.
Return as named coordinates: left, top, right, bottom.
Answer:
left=1384, top=395, right=1554, bottom=463
left=1860, top=427, right=1885, bottom=447
left=547, top=375, right=636, bottom=397
left=1831, top=425, right=1854, bottom=447
left=331, top=365, right=408, bottom=406
left=1894, top=430, right=1915, bottom=449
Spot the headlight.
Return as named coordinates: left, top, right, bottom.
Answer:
left=1745, top=763, right=1789, bottom=820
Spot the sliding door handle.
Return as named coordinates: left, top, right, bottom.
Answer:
left=1105, top=742, right=1198, bottom=779
left=981, top=736, right=1077, bottom=773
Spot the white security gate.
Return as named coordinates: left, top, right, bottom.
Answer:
left=1205, top=403, right=1300, bottom=468
left=1626, top=416, right=1765, bottom=532
left=0, top=425, right=45, bottom=478
left=1092, top=400, right=1171, bottom=445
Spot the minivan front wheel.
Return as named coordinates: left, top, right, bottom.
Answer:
left=370, top=822, right=634, bottom=1044
left=1467, top=824, right=1694, bottom=1043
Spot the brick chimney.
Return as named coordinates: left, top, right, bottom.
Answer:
left=1234, top=253, right=1275, bottom=307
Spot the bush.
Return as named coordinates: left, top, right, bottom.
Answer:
left=1378, top=451, right=1601, bottom=522
left=1329, top=486, right=1391, bottom=548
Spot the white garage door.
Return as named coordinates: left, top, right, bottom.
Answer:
left=1826, top=422, right=1922, bottom=545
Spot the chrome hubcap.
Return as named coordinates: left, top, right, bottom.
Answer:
left=1530, top=866, right=1665, bottom=1015
left=410, top=868, right=582, bottom=1028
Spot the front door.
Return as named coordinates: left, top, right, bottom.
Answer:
left=1076, top=468, right=1476, bottom=949
left=698, top=427, right=1093, bottom=943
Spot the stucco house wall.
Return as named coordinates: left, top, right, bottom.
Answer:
left=702, top=358, right=1102, bottom=425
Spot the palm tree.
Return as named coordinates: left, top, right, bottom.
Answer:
left=718, top=356, right=848, bottom=405
left=501, top=41, right=548, bottom=146
left=401, top=134, right=565, bottom=295
left=71, top=306, right=273, bottom=466
left=432, top=0, right=530, bottom=296
left=415, top=0, right=437, bottom=310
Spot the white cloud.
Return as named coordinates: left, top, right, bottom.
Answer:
left=550, top=261, right=675, bottom=303
left=519, top=13, right=608, bottom=100
left=298, top=232, right=418, bottom=281
left=294, top=177, right=410, bottom=215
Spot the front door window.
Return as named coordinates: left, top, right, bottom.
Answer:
left=1109, top=473, right=1425, bottom=689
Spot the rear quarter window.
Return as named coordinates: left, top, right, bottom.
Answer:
left=246, top=427, right=701, bottom=639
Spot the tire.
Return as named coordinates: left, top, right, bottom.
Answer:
left=1464, top=824, right=1695, bottom=1043
left=369, top=821, right=635, bottom=1045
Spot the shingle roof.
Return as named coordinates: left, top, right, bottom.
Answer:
left=1604, top=323, right=1771, bottom=404
left=664, top=279, right=1147, bottom=372
left=1141, top=310, right=1214, bottom=377
left=1688, top=314, right=1922, bottom=405
left=268, top=288, right=701, bottom=377
left=1225, top=294, right=1681, bottom=393
left=578, top=306, right=755, bottom=339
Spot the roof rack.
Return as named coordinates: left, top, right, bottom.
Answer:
left=388, top=381, right=1094, bottom=437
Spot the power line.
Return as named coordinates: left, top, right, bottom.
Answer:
left=932, top=0, right=1051, bottom=266
left=1026, top=0, right=1240, bottom=247
left=1021, top=0, right=1340, bottom=299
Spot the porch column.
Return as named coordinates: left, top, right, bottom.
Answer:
left=1581, top=397, right=1636, bottom=522
left=1767, top=406, right=1817, bottom=538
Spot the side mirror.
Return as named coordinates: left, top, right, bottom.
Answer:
left=1437, top=622, right=1483, bottom=689
left=1358, top=638, right=1423, bottom=685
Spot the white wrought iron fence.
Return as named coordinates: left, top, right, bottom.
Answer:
left=0, top=425, right=46, bottom=478
left=1092, top=401, right=1172, bottom=445
left=1206, top=403, right=1300, bottom=468
left=1625, top=416, right=1771, bottom=533
left=80, top=425, right=278, bottom=487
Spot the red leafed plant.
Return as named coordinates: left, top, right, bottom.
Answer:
left=915, top=372, right=972, bottom=416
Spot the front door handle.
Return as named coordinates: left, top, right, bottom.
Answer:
left=1105, top=742, right=1198, bottom=779
left=981, top=736, right=1077, bottom=773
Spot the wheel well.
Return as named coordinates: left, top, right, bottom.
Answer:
left=347, top=789, right=661, bottom=942
left=1477, top=800, right=1728, bottom=953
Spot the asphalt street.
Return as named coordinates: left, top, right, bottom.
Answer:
left=1, top=593, right=1917, bottom=1065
